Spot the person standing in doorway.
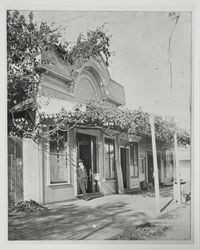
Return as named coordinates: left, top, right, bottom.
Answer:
left=77, top=159, right=89, bottom=201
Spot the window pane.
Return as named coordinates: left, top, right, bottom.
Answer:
left=130, top=142, right=139, bottom=177
left=50, top=139, right=57, bottom=153
left=58, top=155, right=68, bottom=181
left=140, top=158, right=145, bottom=174
left=130, top=147, right=134, bottom=177
left=130, top=165, right=134, bottom=176
left=142, top=159, right=145, bottom=174
left=50, top=132, right=68, bottom=184
left=104, top=157, right=110, bottom=179
left=105, top=143, right=109, bottom=154
left=109, top=144, right=114, bottom=154
left=110, top=157, right=115, bottom=179
left=134, top=165, right=138, bottom=176
left=50, top=154, right=58, bottom=183
left=104, top=139, right=115, bottom=179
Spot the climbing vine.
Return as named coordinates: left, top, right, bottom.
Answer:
left=12, top=100, right=190, bottom=146
left=67, top=24, right=111, bottom=66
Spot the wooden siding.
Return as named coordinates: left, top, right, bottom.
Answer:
left=8, top=137, right=23, bottom=202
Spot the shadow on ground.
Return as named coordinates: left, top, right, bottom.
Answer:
left=131, top=186, right=173, bottom=198
left=8, top=201, right=150, bottom=240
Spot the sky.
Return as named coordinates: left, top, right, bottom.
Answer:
left=22, top=10, right=191, bottom=130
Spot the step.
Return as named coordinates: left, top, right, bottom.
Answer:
left=77, top=192, right=104, bottom=200
left=124, top=187, right=141, bottom=194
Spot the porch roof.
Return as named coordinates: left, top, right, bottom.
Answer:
left=10, top=98, right=190, bottom=146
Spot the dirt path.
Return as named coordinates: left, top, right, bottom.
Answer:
left=8, top=187, right=191, bottom=241
left=8, top=194, right=172, bottom=240
left=111, top=202, right=191, bottom=241
left=156, top=202, right=191, bottom=240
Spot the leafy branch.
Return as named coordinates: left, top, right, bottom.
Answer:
left=7, top=10, right=112, bottom=135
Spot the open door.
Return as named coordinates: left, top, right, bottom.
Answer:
left=120, top=147, right=129, bottom=189
left=77, top=133, right=98, bottom=193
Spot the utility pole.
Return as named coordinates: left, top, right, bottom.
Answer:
left=174, top=132, right=181, bottom=205
left=149, top=115, right=161, bottom=216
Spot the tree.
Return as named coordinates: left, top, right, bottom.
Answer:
left=67, top=25, right=111, bottom=66
left=7, top=10, right=111, bottom=136
left=7, top=11, right=64, bottom=110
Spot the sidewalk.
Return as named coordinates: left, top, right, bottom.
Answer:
left=8, top=187, right=190, bottom=241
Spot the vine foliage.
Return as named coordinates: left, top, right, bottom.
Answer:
left=12, top=99, right=190, bottom=146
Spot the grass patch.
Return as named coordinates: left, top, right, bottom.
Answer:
left=112, top=222, right=168, bottom=240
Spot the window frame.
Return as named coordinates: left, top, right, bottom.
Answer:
left=48, top=131, right=70, bottom=186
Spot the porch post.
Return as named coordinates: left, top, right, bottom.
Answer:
left=174, top=132, right=181, bottom=205
left=115, top=134, right=124, bottom=194
left=149, top=115, right=161, bottom=215
left=72, top=129, right=78, bottom=196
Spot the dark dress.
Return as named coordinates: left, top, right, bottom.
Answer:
left=77, top=166, right=88, bottom=199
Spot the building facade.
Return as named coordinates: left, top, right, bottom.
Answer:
left=8, top=48, right=177, bottom=203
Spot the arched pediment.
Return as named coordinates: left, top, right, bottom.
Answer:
left=74, top=57, right=126, bottom=106
left=72, top=57, right=110, bottom=86
left=74, top=73, right=100, bottom=102
left=38, top=47, right=125, bottom=106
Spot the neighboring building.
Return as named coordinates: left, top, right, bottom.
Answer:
left=8, top=47, right=178, bottom=203
left=177, top=146, right=191, bottom=181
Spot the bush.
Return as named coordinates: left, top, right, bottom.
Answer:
left=8, top=199, right=48, bottom=215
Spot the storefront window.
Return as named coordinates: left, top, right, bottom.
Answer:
left=50, top=131, right=68, bottom=184
left=104, top=138, right=116, bottom=179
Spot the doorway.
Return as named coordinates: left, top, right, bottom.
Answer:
left=77, top=133, right=98, bottom=193
left=120, top=147, right=129, bottom=189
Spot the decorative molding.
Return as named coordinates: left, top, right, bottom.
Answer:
left=38, top=47, right=125, bottom=106
left=41, top=80, right=75, bottom=97
left=74, top=73, right=99, bottom=101
left=37, top=46, right=75, bottom=95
